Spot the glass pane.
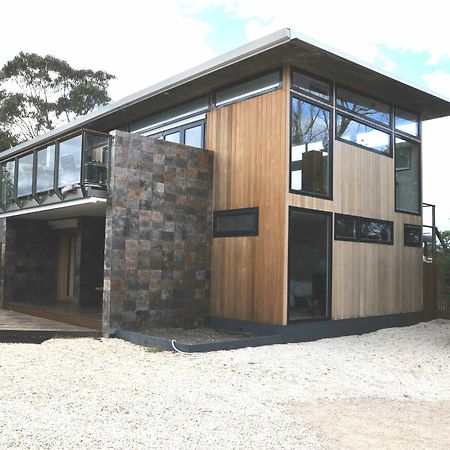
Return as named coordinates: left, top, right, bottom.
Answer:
left=36, top=145, right=55, bottom=193
left=1, top=161, right=15, bottom=206
left=165, top=132, right=180, bottom=144
left=58, top=135, right=82, bottom=188
left=184, top=125, right=203, bottom=148
left=291, top=70, right=331, bottom=101
left=360, top=219, right=393, bottom=243
left=84, top=133, right=109, bottom=187
left=395, top=108, right=419, bottom=136
left=215, top=213, right=256, bottom=235
left=336, top=87, right=390, bottom=125
left=215, top=71, right=281, bottom=107
left=405, top=225, right=422, bottom=247
left=335, top=215, right=359, bottom=240
left=291, top=98, right=330, bottom=196
left=336, top=114, right=391, bottom=155
left=395, top=138, right=420, bottom=213
left=289, top=209, right=330, bottom=320
left=17, top=153, right=33, bottom=197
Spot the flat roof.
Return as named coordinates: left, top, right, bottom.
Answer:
left=3, top=28, right=450, bottom=159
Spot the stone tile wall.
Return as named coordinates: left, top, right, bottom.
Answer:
left=103, top=131, right=213, bottom=335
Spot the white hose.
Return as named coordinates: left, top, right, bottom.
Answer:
left=171, top=339, right=194, bottom=355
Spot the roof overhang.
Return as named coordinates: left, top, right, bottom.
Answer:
left=4, top=28, right=450, bottom=159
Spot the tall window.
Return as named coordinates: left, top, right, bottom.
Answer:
left=395, top=138, right=421, bottom=214
left=290, top=97, right=331, bottom=198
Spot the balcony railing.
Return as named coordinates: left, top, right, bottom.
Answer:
left=0, top=129, right=110, bottom=213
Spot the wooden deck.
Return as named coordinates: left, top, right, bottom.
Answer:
left=0, top=309, right=100, bottom=343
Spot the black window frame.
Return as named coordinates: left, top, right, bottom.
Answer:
left=149, top=119, right=206, bottom=148
left=289, top=94, right=334, bottom=200
left=394, top=106, right=421, bottom=140
left=334, top=213, right=360, bottom=242
left=404, top=223, right=422, bottom=247
left=335, top=112, right=393, bottom=157
left=213, top=207, right=259, bottom=238
left=359, top=216, right=394, bottom=245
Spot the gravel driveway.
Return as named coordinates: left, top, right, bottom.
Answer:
left=0, top=320, right=449, bottom=449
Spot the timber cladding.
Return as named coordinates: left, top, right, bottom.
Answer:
left=207, top=89, right=288, bottom=325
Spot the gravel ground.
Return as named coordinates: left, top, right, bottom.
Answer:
left=0, top=320, right=449, bottom=449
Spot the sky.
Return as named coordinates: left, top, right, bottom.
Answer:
left=1, top=0, right=449, bottom=228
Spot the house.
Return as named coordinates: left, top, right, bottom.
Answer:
left=1, top=29, right=449, bottom=340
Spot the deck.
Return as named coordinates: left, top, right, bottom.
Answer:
left=0, top=309, right=101, bottom=343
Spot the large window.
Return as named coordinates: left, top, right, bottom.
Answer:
left=36, top=145, right=55, bottom=193
left=17, top=153, right=34, bottom=197
left=290, top=97, right=331, bottom=197
left=288, top=208, right=331, bottom=321
left=395, top=138, right=421, bottom=214
left=58, top=135, right=82, bottom=188
left=1, top=160, right=15, bottom=207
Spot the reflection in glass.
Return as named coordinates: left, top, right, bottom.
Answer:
left=84, top=133, right=109, bottom=187
left=58, top=135, right=82, bottom=187
left=213, top=209, right=258, bottom=237
left=291, top=98, right=330, bottom=196
left=336, top=114, right=391, bottom=155
left=289, top=209, right=330, bottom=321
left=404, top=224, right=422, bottom=247
left=395, top=108, right=419, bottom=136
left=36, top=145, right=55, bottom=193
left=184, top=125, right=202, bottom=148
left=395, top=138, right=420, bottom=213
left=292, top=70, right=331, bottom=101
left=335, top=214, right=359, bottom=240
left=17, top=153, right=33, bottom=197
left=336, top=87, right=391, bottom=125
left=165, top=132, right=180, bottom=144
left=1, top=161, right=15, bottom=206
left=360, top=218, right=393, bottom=243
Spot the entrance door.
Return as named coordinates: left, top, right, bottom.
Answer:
left=288, top=207, right=331, bottom=322
left=57, top=230, right=77, bottom=303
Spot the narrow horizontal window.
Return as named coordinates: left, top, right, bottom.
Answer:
left=335, top=214, right=359, bottom=241
left=395, top=108, right=419, bottom=137
left=336, top=87, right=391, bottom=126
left=360, top=217, right=393, bottom=244
left=213, top=208, right=259, bottom=237
left=404, top=224, right=422, bottom=247
left=215, top=71, right=281, bottom=107
left=336, top=114, right=391, bottom=156
left=291, top=70, right=331, bottom=102
left=149, top=120, right=205, bottom=148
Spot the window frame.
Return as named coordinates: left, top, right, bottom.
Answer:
left=290, top=67, right=333, bottom=105
left=289, top=93, right=334, bottom=200
left=404, top=223, right=422, bottom=247
left=394, top=106, right=421, bottom=140
left=149, top=119, right=206, bottom=148
left=359, top=216, right=394, bottom=245
left=334, top=213, right=360, bottom=242
left=213, top=207, right=259, bottom=238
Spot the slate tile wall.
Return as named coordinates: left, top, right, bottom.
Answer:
left=103, top=131, right=213, bottom=335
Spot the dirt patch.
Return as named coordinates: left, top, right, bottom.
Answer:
left=290, top=398, right=450, bottom=449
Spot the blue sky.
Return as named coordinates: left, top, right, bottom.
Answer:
left=1, top=0, right=449, bottom=227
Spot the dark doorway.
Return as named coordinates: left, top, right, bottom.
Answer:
left=288, top=207, right=331, bottom=322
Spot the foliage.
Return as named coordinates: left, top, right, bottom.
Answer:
left=437, top=230, right=450, bottom=305
left=0, top=52, right=115, bottom=150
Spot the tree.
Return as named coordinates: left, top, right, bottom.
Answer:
left=0, top=52, right=115, bottom=150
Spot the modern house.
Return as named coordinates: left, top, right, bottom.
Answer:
left=1, top=29, right=449, bottom=339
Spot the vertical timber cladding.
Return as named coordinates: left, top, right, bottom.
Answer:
left=207, top=88, right=288, bottom=325
left=288, top=139, right=423, bottom=319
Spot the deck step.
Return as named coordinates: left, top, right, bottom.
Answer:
left=4, top=303, right=102, bottom=331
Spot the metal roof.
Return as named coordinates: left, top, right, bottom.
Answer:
left=3, top=28, right=450, bottom=159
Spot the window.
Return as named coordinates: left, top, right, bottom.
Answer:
left=17, top=153, right=33, bottom=197
left=360, top=217, right=393, bottom=244
left=336, top=114, right=391, bottom=156
left=36, top=145, right=55, bottom=193
left=291, top=70, right=331, bottom=102
left=215, top=71, right=281, bottom=107
left=404, top=224, right=422, bottom=247
left=395, top=108, right=419, bottom=137
left=290, top=97, right=331, bottom=197
left=335, top=214, right=359, bottom=241
left=58, top=135, right=82, bottom=188
left=336, top=86, right=391, bottom=126
left=1, top=160, right=15, bottom=207
left=213, top=208, right=259, bottom=237
left=149, top=120, right=205, bottom=148
left=84, top=133, right=109, bottom=187
left=334, top=214, right=393, bottom=245
left=395, top=138, right=421, bottom=214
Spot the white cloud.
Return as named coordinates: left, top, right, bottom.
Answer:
left=422, top=70, right=450, bottom=98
